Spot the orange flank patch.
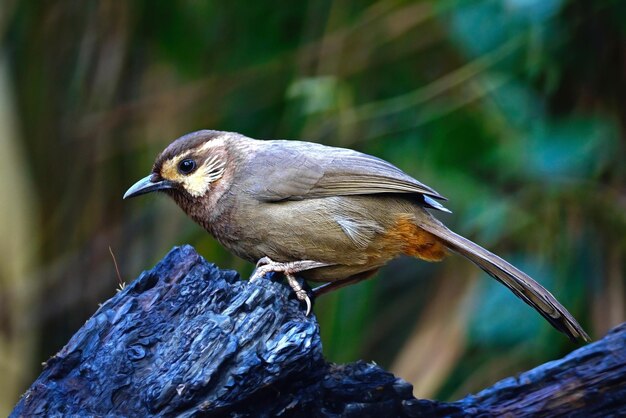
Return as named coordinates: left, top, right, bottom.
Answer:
left=383, top=215, right=447, bottom=262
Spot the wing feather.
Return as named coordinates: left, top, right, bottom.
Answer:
left=241, top=140, right=447, bottom=208
left=334, top=216, right=386, bottom=249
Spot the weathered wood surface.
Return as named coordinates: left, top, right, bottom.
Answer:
left=11, top=246, right=626, bottom=417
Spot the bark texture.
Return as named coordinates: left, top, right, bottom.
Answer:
left=11, top=246, right=626, bottom=417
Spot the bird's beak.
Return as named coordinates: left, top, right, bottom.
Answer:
left=123, top=175, right=175, bottom=199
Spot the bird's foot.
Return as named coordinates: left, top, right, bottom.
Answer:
left=285, top=273, right=312, bottom=316
left=253, top=256, right=274, bottom=271
left=250, top=257, right=329, bottom=316
left=250, top=257, right=329, bottom=282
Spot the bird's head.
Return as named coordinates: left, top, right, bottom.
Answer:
left=124, top=130, right=233, bottom=206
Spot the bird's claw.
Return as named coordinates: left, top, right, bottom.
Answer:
left=250, top=256, right=316, bottom=316
left=294, top=288, right=312, bottom=316
left=250, top=256, right=275, bottom=282
left=255, top=256, right=272, bottom=269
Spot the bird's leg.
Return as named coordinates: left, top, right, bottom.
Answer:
left=250, top=257, right=330, bottom=316
left=250, top=257, right=330, bottom=282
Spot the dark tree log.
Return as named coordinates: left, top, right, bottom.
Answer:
left=11, top=246, right=626, bottom=417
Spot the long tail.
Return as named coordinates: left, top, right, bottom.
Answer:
left=418, top=217, right=590, bottom=342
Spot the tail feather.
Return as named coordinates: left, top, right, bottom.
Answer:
left=418, top=218, right=590, bottom=342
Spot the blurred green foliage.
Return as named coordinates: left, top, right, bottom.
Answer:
left=1, top=0, right=625, bottom=414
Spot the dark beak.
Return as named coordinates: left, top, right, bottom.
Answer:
left=123, top=175, right=175, bottom=199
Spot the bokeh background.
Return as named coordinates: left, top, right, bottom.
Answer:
left=1, top=0, right=625, bottom=413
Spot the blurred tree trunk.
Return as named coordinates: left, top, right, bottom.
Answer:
left=0, top=55, right=39, bottom=417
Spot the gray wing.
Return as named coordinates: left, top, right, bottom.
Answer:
left=240, top=140, right=448, bottom=210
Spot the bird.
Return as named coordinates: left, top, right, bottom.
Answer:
left=124, top=130, right=590, bottom=342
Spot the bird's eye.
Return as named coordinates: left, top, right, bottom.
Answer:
left=178, top=159, right=197, bottom=175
